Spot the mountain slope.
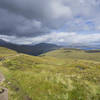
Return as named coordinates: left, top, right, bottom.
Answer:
left=42, top=48, right=100, bottom=61
left=0, top=39, right=61, bottom=56
left=0, top=47, right=100, bottom=100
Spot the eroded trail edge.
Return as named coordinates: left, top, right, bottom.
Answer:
left=0, top=72, right=8, bottom=100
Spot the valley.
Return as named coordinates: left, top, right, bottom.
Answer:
left=0, top=47, right=100, bottom=100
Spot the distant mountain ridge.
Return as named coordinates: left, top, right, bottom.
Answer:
left=66, top=43, right=100, bottom=50
left=0, top=39, right=61, bottom=56
left=0, top=39, right=100, bottom=56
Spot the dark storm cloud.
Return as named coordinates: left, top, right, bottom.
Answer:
left=0, top=7, right=50, bottom=37
left=0, top=0, right=72, bottom=37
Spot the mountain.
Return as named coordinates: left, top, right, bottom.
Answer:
left=0, top=39, right=61, bottom=56
left=66, top=43, right=100, bottom=50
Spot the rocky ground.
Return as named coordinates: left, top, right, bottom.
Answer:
left=0, top=72, right=8, bottom=100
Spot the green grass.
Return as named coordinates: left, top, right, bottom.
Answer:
left=42, top=48, right=100, bottom=61
left=0, top=47, right=100, bottom=100
left=0, top=47, right=17, bottom=61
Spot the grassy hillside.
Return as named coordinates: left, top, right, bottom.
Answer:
left=0, top=47, right=17, bottom=59
left=0, top=47, right=100, bottom=100
left=42, top=48, right=100, bottom=61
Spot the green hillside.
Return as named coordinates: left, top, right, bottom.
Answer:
left=0, top=47, right=100, bottom=100
left=0, top=47, right=17, bottom=60
left=42, top=48, right=100, bottom=61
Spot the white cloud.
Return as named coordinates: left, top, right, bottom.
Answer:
left=50, top=0, right=72, bottom=19
left=1, top=32, right=100, bottom=45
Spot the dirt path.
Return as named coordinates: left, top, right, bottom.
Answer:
left=0, top=72, right=8, bottom=100
left=0, top=54, right=23, bottom=100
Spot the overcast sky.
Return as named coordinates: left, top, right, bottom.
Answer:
left=0, top=0, right=100, bottom=45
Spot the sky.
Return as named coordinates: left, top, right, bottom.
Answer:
left=0, top=0, right=100, bottom=45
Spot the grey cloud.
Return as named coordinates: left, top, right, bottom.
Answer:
left=0, top=0, right=100, bottom=41
left=0, top=0, right=72, bottom=37
left=0, top=8, right=50, bottom=37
